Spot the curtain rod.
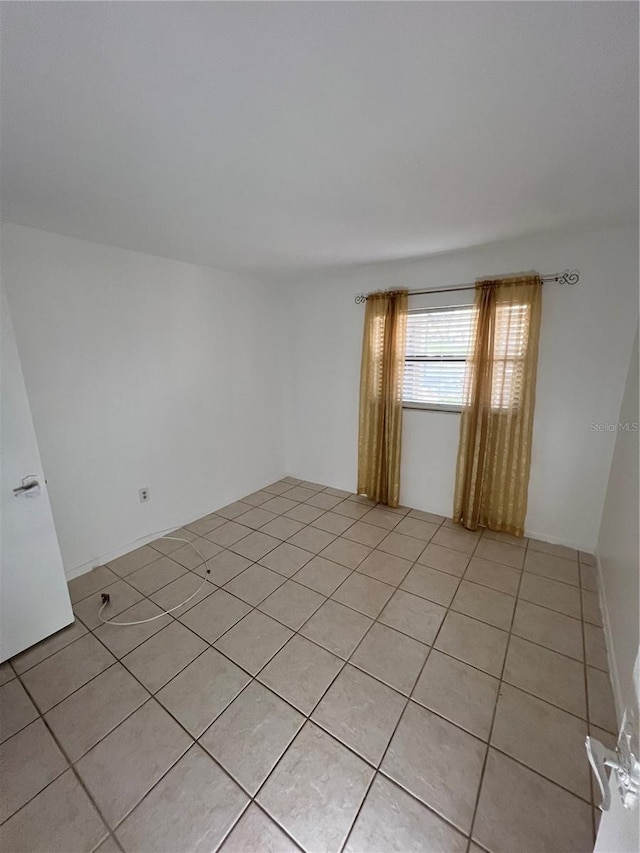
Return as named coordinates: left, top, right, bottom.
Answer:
left=354, top=269, right=580, bottom=304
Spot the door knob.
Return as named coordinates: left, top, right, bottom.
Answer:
left=586, top=709, right=640, bottom=811
left=13, top=476, right=40, bottom=498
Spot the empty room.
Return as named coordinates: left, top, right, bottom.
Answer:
left=1, top=2, right=638, bottom=852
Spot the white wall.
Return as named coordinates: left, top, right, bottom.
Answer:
left=285, top=225, right=638, bottom=551
left=596, top=328, right=639, bottom=720
left=2, top=224, right=287, bottom=577
left=4, top=222, right=637, bottom=576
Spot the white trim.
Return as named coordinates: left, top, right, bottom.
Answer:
left=63, top=527, right=168, bottom=581
left=595, top=551, right=624, bottom=727
left=62, top=507, right=237, bottom=580
left=62, top=476, right=290, bottom=581
left=522, top=528, right=595, bottom=554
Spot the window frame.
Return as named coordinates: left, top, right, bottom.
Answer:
left=402, top=304, right=474, bottom=414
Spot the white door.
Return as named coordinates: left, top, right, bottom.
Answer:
left=592, top=651, right=640, bottom=853
left=1, top=285, right=72, bottom=661
left=594, top=781, right=639, bottom=853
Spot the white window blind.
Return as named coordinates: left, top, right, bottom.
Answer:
left=403, top=306, right=474, bottom=410
left=490, top=302, right=530, bottom=410
left=403, top=303, right=530, bottom=411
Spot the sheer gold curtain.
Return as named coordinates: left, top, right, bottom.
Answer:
left=453, top=275, right=542, bottom=536
left=357, top=289, right=408, bottom=507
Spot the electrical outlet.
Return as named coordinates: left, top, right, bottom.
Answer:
left=139, top=487, right=150, bottom=503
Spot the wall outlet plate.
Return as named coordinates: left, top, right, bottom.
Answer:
left=139, top=487, right=150, bottom=503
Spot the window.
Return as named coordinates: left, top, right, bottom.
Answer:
left=403, top=306, right=474, bottom=411
left=403, top=302, right=531, bottom=411
left=490, top=301, right=531, bottom=410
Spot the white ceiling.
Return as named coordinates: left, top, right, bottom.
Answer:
left=1, top=2, right=637, bottom=276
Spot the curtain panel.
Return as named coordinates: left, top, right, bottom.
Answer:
left=453, top=275, right=542, bottom=536
left=357, top=289, right=408, bottom=507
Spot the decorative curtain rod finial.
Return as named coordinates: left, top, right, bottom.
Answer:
left=553, top=270, right=580, bottom=286
left=355, top=293, right=368, bottom=304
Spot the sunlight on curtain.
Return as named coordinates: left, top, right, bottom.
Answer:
left=357, top=289, right=408, bottom=507
left=453, top=275, right=542, bottom=536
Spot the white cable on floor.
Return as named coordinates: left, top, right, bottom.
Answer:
left=97, top=535, right=212, bottom=627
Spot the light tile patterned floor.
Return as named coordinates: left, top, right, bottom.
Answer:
left=0, top=478, right=617, bottom=853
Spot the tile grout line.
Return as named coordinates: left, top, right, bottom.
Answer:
left=10, top=575, right=277, bottom=838
left=464, top=531, right=531, bottom=852
left=210, top=516, right=597, bottom=837
left=24, top=638, right=245, bottom=840
left=43, top=521, right=377, bottom=842
left=3, top=486, right=436, bottom=832
left=212, top=798, right=307, bottom=853
left=15, top=543, right=599, bottom=828
left=67, top=493, right=593, bottom=643
left=4, top=481, right=604, bottom=852
left=16, top=595, right=598, bottom=847
left=15, top=516, right=603, bottom=742
left=338, top=599, right=462, bottom=849
left=71, top=489, right=396, bottom=846
left=185, top=506, right=466, bottom=849
left=4, top=670, right=125, bottom=852
left=336, top=516, right=501, bottom=849
left=464, top=540, right=604, bottom=850
left=16, top=524, right=595, bottom=753
left=9, top=636, right=590, bottom=853
left=579, top=552, right=599, bottom=842
left=336, top=515, right=535, bottom=849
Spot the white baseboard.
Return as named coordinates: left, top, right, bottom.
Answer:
left=64, top=527, right=168, bottom=581
left=523, top=527, right=594, bottom=554
left=63, top=473, right=291, bottom=581
left=595, top=552, right=624, bottom=727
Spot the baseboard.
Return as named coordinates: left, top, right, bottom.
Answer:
left=64, top=527, right=169, bottom=581
left=523, top=527, right=595, bottom=554
left=63, top=472, right=290, bottom=581
left=288, top=472, right=597, bottom=552
left=595, top=551, right=624, bottom=727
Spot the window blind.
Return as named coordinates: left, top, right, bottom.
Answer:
left=403, top=306, right=474, bottom=409
left=402, top=303, right=530, bottom=410
left=490, top=303, right=530, bottom=409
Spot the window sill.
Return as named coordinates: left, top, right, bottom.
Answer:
left=402, top=403, right=462, bottom=414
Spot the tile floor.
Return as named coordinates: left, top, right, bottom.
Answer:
left=0, top=477, right=617, bottom=853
